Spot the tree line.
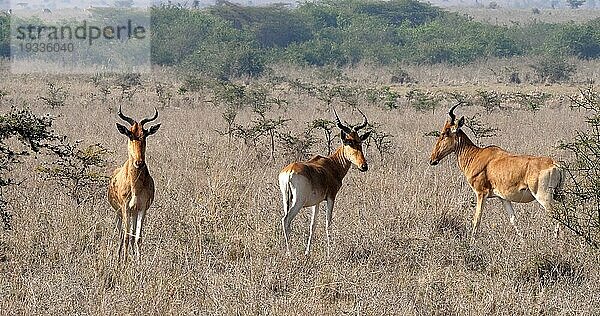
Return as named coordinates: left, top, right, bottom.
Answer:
left=151, top=0, right=600, bottom=80
left=0, top=0, right=599, bottom=80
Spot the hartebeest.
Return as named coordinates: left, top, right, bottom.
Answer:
left=278, top=108, right=371, bottom=256
left=108, top=106, right=161, bottom=263
left=429, top=104, right=563, bottom=242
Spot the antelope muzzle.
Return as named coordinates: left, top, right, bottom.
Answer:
left=133, top=160, right=145, bottom=169
left=358, top=163, right=368, bottom=172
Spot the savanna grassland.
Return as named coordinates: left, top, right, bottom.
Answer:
left=1, top=1, right=600, bottom=314
left=0, top=55, right=599, bottom=315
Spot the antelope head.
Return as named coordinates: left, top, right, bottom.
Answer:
left=333, top=108, right=371, bottom=172
left=116, top=105, right=161, bottom=169
left=429, top=104, right=465, bottom=166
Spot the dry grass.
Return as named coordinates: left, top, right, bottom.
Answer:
left=0, top=61, right=599, bottom=315
left=274, top=57, right=600, bottom=94
left=445, top=7, right=600, bottom=26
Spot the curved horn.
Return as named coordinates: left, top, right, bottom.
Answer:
left=353, top=108, right=368, bottom=131
left=448, top=103, right=459, bottom=123
left=140, top=107, right=159, bottom=127
left=332, top=107, right=352, bottom=134
left=118, top=105, right=135, bottom=126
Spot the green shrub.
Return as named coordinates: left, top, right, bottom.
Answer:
left=530, top=55, right=576, bottom=83
left=151, top=6, right=224, bottom=65
left=397, top=14, right=522, bottom=64
left=463, top=114, right=500, bottom=140
left=0, top=15, right=9, bottom=58
left=296, top=2, right=338, bottom=30
left=355, top=0, right=442, bottom=26
left=180, top=24, right=265, bottom=80
left=549, top=21, right=600, bottom=59
left=147, top=0, right=600, bottom=71
left=406, top=89, right=440, bottom=112
left=285, top=38, right=347, bottom=67
left=208, top=3, right=312, bottom=48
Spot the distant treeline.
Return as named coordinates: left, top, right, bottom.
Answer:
left=152, top=0, right=599, bottom=79
left=1, top=0, right=599, bottom=79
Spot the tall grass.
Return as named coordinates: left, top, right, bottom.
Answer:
left=0, top=62, right=599, bottom=315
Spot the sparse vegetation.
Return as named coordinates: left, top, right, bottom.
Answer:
left=39, top=83, right=67, bottom=109
left=475, top=89, right=503, bottom=112
left=0, top=107, right=57, bottom=230
left=2, top=2, right=600, bottom=315
left=155, top=83, right=173, bottom=109
left=511, top=91, right=551, bottom=111
left=365, top=123, right=395, bottom=160
left=555, top=85, right=600, bottom=249
left=464, top=114, right=501, bottom=140
left=308, top=119, right=336, bottom=155
left=530, top=55, right=577, bottom=83
left=0, top=63, right=598, bottom=315
left=38, top=142, right=110, bottom=205
left=406, top=88, right=441, bottom=113
left=116, top=73, right=143, bottom=101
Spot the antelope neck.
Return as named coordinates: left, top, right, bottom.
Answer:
left=126, top=158, right=149, bottom=181
left=329, top=146, right=352, bottom=178
left=454, top=130, right=481, bottom=173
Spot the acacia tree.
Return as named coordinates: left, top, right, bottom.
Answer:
left=0, top=107, right=57, bottom=230
left=0, top=106, right=110, bottom=227
left=554, top=85, right=600, bottom=249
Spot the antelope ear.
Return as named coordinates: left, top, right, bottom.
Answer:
left=340, top=130, right=347, bottom=141
left=146, top=124, right=161, bottom=136
left=457, top=116, right=465, bottom=129
left=116, top=123, right=133, bottom=138
left=452, top=116, right=465, bottom=133
left=360, top=130, right=371, bottom=141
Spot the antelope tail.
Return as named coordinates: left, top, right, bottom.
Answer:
left=279, top=173, right=294, bottom=215
left=286, top=180, right=293, bottom=214
left=550, top=164, right=565, bottom=202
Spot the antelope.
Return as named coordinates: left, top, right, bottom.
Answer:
left=108, top=106, right=161, bottom=263
left=429, top=104, right=563, bottom=242
left=278, top=108, right=371, bottom=256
